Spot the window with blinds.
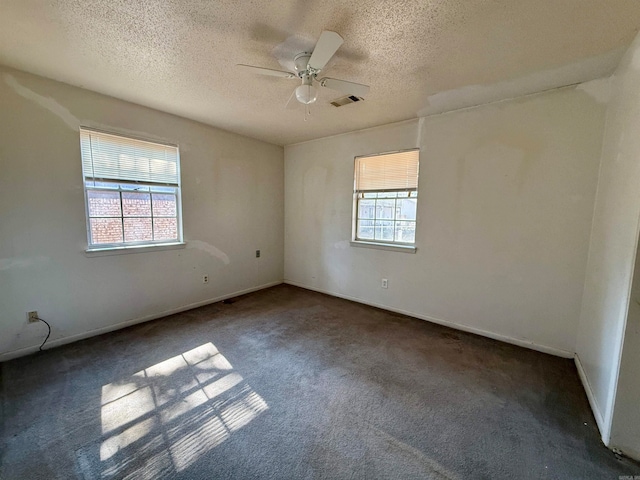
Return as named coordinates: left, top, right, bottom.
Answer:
left=79, top=128, right=183, bottom=249
left=353, top=149, right=419, bottom=246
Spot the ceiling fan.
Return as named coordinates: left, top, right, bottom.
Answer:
left=238, top=31, right=370, bottom=110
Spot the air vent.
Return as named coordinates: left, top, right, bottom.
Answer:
left=330, top=95, right=364, bottom=107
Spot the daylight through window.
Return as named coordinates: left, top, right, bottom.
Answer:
left=80, top=129, right=182, bottom=249
left=353, top=149, right=419, bottom=245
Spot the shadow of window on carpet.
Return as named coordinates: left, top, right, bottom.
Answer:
left=76, top=342, right=268, bottom=479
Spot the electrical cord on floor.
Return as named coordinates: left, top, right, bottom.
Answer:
left=38, top=317, right=51, bottom=351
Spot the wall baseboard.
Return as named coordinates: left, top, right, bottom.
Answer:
left=0, top=280, right=283, bottom=362
left=574, top=353, right=610, bottom=446
left=284, top=280, right=574, bottom=359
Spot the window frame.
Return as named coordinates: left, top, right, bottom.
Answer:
left=351, top=148, right=419, bottom=252
left=80, top=128, right=184, bottom=252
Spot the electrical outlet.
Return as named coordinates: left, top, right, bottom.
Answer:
left=203, top=275, right=209, bottom=284
left=256, top=250, right=261, bottom=258
left=27, top=311, right=39, bottom=323
left=381, top=278, right=388, bottom=289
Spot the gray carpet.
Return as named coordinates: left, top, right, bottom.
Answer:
left=1, top=284, right=638, bottom=479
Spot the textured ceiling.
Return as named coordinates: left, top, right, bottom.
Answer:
left=1, top=0, right=640, bottom=145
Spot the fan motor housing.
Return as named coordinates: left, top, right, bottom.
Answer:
left=293, top=53, right=312, bottom=76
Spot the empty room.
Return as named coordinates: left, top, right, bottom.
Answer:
left=2, top=1, right=640, bottom=478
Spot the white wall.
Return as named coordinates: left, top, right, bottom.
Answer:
left=610, top=241, right=640, bottom=459
left=577, top=31, right=640, bottom=458
left=575, top=31, right=640, bottom=447
left=285, top=86, right=607, bottom=357
left=0, top=67, right=284, bottom=360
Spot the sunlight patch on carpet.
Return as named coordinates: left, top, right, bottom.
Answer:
left=97, top=342, right=268, bottom=477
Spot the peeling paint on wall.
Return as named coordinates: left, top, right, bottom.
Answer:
left=419, top=48, right=623, bottom=118
left=4, top=74, right=80, bottom=129
left=415, top=116, right=425, bottom=150
left=187, top=240, right=231, bottom=265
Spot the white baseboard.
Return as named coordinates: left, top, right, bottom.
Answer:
left=284, top=280, right=574, bottom=359
left=574, top=353, right=610, bottom=445
left=0, top=280, right=283, bottom=362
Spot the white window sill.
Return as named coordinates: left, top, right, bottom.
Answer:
left=84, top=242, right=186, bottom=257
left=350, top=241, right=417, bottom=253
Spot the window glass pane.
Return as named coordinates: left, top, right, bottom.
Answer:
left=152, top=193, right=177, bottom=217
left=124, top=218, right=153, bottom=242
left=395, top=221, right=416, bottom=243
left=87, top=190, right=121, bottom=217
left=122, top=192, right=151, bottom=217
left=363, top=192, right=377, bottom=199
left=153, top=218, right=178, bottom=241
left=397, top=198, right=417, bottom=221
left=357, top=219, right=374, bottom=240
left=358, top=199, right=375, bottom=220
left=377, top=199, right=395, bottom=219
left=90, top=218, right=123, bottom=244
left=375, top=220, right=394, bottom=241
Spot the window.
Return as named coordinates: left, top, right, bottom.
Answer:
left=353, top=149, right=419, bottom=247
left=80, top=128, right=183, bottom=250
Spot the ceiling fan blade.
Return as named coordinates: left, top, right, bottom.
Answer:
left=285, top=89, right=299, bottom=109
left=237, top=64, right=296, bottom=78
left=307, top=31, right=343, bottom=72
left=319, top=77, right=370, bottom=97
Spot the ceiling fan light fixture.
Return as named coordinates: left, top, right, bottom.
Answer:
left=295, top=84, right=318, bottom=105
left=238, top=30, right=369, bottom=112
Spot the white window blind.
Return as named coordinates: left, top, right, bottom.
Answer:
left=355, top=149, right=419, bottom=192
left=80, top=129, right=179, bottom=186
